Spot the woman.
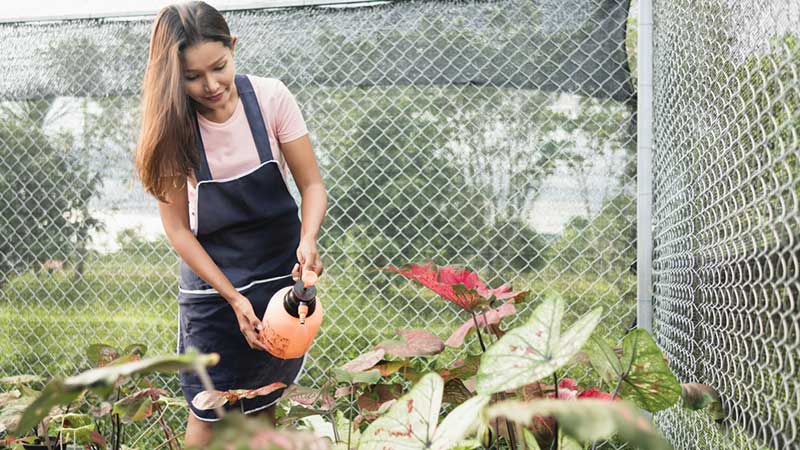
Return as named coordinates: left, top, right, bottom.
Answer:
left=134, top=2, right=327, bottom=446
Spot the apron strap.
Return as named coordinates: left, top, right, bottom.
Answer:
left=235, top=74, right=274, bottom=164
left=193, top=74, right=275, bottom=182
left=194, top=115, right=214, bottom=182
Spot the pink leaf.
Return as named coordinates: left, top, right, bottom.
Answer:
left=341, top=349, right=386, bottom=373
left=279, top=385, right=319, bottom=406
left=335, top=385, right=353, bottom=398
left=385, top=262, right=525, bottom=312
left=239, top=382, right=287, bottom=400
left=559, top=378, right=580, bottom=391
left=578, top=388, right=614, bottom=400
left=376, top=329, right=444, bottom=357
left=192, top=390, right=228, bottom=410
left=445, top=301, right=517, bottom=347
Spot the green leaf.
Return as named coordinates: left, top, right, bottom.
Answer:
left=486, top=399, right=673, bottom=450
left=558, top=430, right=584, bottom=450
left=430, top=395, right=490, bottom=450
left=122, top=344, right=147, bottom=358
left=447, top=439, right=482, bottom=450
left=441, top=355, right=482, bottom=382
left=681, top=383, right=724, bottom=421
left=0, top=375, right=44, bottom=386
left=280, top=405, right=332, bottom=424
left=373, top=360, right=409, bottom=377
left=86, top=344, right=119, bottom=367
left=47, top=413, right=95, bottom=443
left=476, top=296, right=602, bottom=394
left=616, top=329, right=681, bottom=412
left=358, top=373, right=489, bottom=450
left=522, top=428, right=541, bottom=450
left=113, top=389, right=164, bottom=423
left=11, top=379, right=83, bottom=436
left=585, top=335, right=622, bottom=385
left=12, top=350, right=218, bottom=436
left=65, top=349, right=219, bottom=390
left=333, top=368, right=381, bottom=385
left=155, top=396, right=187, bottom=409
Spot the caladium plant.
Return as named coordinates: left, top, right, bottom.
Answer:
left=358, top=373, right=489, bottom=450
left=385, top=262, right=527, bottom=312
left=476, top=295, right=602, bottom=395
left=1, top=345, right=214, bottom=450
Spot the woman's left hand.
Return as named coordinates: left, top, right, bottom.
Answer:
left=292, top=238, right=323, bottom=281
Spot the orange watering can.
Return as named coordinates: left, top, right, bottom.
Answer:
left=259, top=270, right=323, bottom=359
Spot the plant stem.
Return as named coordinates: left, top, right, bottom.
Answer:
left=550, top=372, right=559, bottom=450
left=347, top=382, right=354, bottom=449
left=113, top=387, right=121, bottom=450
left=194, top=361, right=225, bottom=419
left=611, top=374, right=624, bottom=400
left=471, top=310, right=487, bottom=353
left=151, top=432, right=183, bottom=450
left=483, top=318, right=517, bottom=450
left=328, top=411, right=341, bottom=444
left=129, top=403, right=170, bottom=449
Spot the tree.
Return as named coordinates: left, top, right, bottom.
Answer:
left=0, top=99, right=101, bottom=287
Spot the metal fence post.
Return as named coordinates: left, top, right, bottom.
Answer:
left=637, top=0, right=654, bottom=333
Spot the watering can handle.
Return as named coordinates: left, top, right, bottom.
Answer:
left=301, top=269, right=318, bottom=288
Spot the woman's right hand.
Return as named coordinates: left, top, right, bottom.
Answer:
left=229, top=294, right=269, bottom=352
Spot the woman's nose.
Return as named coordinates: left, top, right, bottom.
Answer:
left=204, top=77, right=219, bottom=93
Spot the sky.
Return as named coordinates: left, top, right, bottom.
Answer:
left=0, top=0, right=378, bottom=22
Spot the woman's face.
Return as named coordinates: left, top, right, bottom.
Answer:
left=182, top=37, right=237, bottom=113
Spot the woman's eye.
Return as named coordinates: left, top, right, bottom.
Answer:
left=214, top=64, right=226, bottom=71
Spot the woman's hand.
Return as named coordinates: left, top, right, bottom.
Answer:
left=292, top=238, right=323, bottom=281
left=229, top=294, right=269, bottom=352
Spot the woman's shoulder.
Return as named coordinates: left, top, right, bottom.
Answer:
left=242, top=74, right=292, bottom=99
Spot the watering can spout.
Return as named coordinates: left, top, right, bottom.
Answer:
left=298, top=303, right=309, bottom=325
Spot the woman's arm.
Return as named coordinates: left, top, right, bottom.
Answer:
left=281, top=134, right=328, bottom=278
left=158, top=178, right=269, bottom=351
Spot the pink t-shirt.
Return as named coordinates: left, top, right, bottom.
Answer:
left=187, top=75, right=309, bottom=232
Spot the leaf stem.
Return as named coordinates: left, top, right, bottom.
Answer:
left=194, top=361, right=225, bottom=419
left=328, top=410, right=341, bottom=444
left=484, top=320, right=516, bottom=450
left=151, top=432, right=182, bottom=450
left=550, top=372, right=559, bottom=450
left=611, top=374, right=624, bottom=400
left=348, top=382, right=354, bottom=449
left=129, top=402, right=170, bottom=449
left=471, top=310, right=487, bottom=353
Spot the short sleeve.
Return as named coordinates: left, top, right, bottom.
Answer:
left=273, top=79, right=309, bottom=143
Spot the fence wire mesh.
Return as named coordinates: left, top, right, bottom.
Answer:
left=0, top=0, right=636, bottom=446
left=652, top=0, right=800, bottom=449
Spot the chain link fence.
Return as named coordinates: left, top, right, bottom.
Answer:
left=652, top=0, right=799, bottom=449
left=0, top=0, right=636, bottom=444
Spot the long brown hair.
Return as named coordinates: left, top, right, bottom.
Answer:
left=135, top=1, right=233, bottom=202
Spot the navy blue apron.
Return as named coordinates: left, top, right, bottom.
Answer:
left=177, top=74, right=306, bottom=421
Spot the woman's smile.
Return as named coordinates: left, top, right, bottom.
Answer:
left=205, top=90, right=224, bottom=103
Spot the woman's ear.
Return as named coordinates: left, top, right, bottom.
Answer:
left=231, top=35, right=238, bottom=52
